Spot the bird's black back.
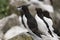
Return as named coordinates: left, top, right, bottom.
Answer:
left=35, top=8, right=43, bottom=19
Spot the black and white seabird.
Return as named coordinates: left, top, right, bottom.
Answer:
left=35, top=8, right=53, bottom=37
left=42, top=9, right=59, bottom=40
left=17, top=5, right=43, bottom=40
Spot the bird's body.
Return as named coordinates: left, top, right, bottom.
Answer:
left=35, top=14, right=49, bottom=34
left=19, top=16, right=26, bottom=28
left=18, top=5, right=42, bottom=40
left=35, top=8, right=59, bottom=40
left=42, top=11, right=59, bottom=40
left=43, top=17, right=53, bottom=31
left=35, top=8, right=53, bottom=37
left=42, top=11, right=54, bottom=31
left=23, top=15, right=42, bottom=40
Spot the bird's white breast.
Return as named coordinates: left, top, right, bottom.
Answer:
left=35, top=14, right=49, bottom=34
left=43, top=17, right=54, bottom=31
left=19, top=16, right=26, bottom=28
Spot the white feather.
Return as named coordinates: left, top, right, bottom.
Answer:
left=41, top=34, right=59, bottom=40
left=19, top=16, right=26, bottom=28
left=43, top=17, right=54, bottom=31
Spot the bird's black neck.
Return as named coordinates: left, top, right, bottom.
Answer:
left=35, top=8, right=43, bottom=19
left=35, top=8, right=52, bottom=19
left=22, top=5, right=33, bottom=19
left=42, top=11, right=52, bottom=19
left=20, top=10, right=24, bottom=17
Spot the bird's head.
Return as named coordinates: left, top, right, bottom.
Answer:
left=17, top=4, right=30, bottom=11
left=35, top=8, right=42, bottom=13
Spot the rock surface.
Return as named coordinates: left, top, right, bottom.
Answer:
left=9, top=34, right=32, bottom=40
left=0, top=14, right=32, bottom=40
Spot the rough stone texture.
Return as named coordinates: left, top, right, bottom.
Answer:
left=0, top=31, right=3, bottom=40
left=9, top=34, right=32, bottom=40
left=0, top=14, right=32, bottom=40
left=10, top=0, right=36, bottom=17
left=53, top=0, right=60, bottom=9
left=52, top=10, right=60, bottom=36
left=1, top=14, right=20, bottom=33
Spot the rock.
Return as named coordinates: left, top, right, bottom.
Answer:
left=0, top=13, right=33, bottom=40
left=9, top=34, right=33, bottom=40
left=52, top=10, right=60, bottom=36
left=4, top=26, right=29, bottom=40
left=0, top=31, right=4, bottom=40
left=0, top=13, right=20, bottom=39
left=1, top=13, right=20, bottom=33
left=9, top=0, right=29, bottom=7
left=53, top=0, right=60, bottom=9
left=0, top=17, right=8, bottom=30
left=29, top=5, right=37, bottom=17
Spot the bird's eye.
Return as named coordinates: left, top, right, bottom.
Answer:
left=38, top=0, right=43, bottom=1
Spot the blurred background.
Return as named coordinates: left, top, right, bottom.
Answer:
left=0, top=0, right=60, bottom=40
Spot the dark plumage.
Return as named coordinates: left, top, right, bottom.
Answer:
left=54, top=29, right=60, bottom=36
left=43, top=11, right=52, bottom=19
